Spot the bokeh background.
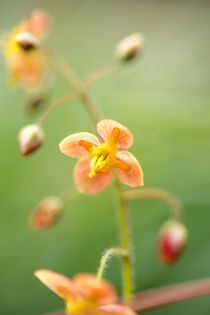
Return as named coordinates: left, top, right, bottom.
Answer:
left=0, top=0, right=210, bottom=314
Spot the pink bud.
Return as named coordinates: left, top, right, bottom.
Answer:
left=115, top=33, right=144, bottom=61
left=18, top=124, right=44, bottom=156
left=29, top=197, right=62, bottom=230
left=158, top=220, right=188, bottom=265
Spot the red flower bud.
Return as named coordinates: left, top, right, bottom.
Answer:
left=18, top=124, right=44, bottom=156
left=158, top=220, right=188, bottom=265
left=29, top=197, right=62, bottom=230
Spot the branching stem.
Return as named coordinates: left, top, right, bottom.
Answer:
left=123, top=188, right=183, bottom=221
left=97, top=248, right=128, bottom=281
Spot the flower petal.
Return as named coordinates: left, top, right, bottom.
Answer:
left=97, top=120, right=133, bottom=149
left=100, top=304, right=136, bottom=315
left=34, top=269, right=79, bottom=301
left=73, top=156, right=113, bottom=194
left=74, top=273, right=117, bottom=304
left=116, top=151, right=144, bottom=187
left=19, top=10, right=51, bottom=39
left=59, top=132, right=101, bottom=158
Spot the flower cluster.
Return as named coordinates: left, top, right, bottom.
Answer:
left=0, top=8, right=190, bottom=315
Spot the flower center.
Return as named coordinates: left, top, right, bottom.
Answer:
left=66, top=298, right=96, bottom=314
left=79, top=127, right=130, bottom=178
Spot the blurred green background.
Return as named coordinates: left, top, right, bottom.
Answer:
left=0, top=0, right=210, bottom=314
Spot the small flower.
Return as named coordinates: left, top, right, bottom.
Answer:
left=2, top=10, right=51, bottom=88
left=29, top=197, right=62, bottom=230
left=18, top=124, right=44, bottom=156
left=115, top=33, right=144, bottom=61
left=158, top=220, right=188, bottom=265
left=59, top=119, right=144, bottom=194
left=35, top=269, right=136, bottom=315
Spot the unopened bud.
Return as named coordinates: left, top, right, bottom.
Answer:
left=18, top=124, right=44, bottom=156
left=30, top=197, right=62, bottom=230
left=115, top=33, right=144, bottom=61
left=16, top=32, right=40, bottom=51
left=25, top=95, right=45, bottom=111
left=158, top=220, right=188, bottom=265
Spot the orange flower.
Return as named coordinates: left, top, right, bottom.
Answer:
left=3, top=10, right=51, bottom=88
left=59, top=119, right=144, bottom=194
left=35, top=270, right=136, bottom=315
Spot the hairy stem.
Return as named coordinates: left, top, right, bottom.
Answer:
left=115, top=176, right=133, bottom=305
left=97, top=248, right=128, bottom=281
left=123, top=188, right=183, bottom=221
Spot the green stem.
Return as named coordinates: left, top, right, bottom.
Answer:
left=60, top=186, right=78, bottom=208
left=115, top=176, right=133, bottom=305
left=47, top=50, right=101, bottom=125
left=83, top=62, right=121, bottom=90
left=37, top=93, right=78, bottom=125
left=97, top=247, right=128, bottom=281
left=123, top=188, right=183, bottom=221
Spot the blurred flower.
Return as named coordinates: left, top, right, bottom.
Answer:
left=35, top=270, right=136, bottom=315
left=18, top=124, right=44, bottom=156
left=59, top=119, right=144, bottom=194
left=2, top=10, right=51, bottom=88
left=30, top=197, right=62, bottom=230
left=115, top=33, right=144, bottom=61
left=158, top=220, right=188, bottom=265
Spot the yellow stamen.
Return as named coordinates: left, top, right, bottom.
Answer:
left=66, top=298, right=96, bottom=314
left=79, top=127, right=130, bottom=178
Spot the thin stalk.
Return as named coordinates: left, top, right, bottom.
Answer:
left=83, top=62, right=121, bottom=89
left=97, top=248, right=128, bottom=281
left=60, top=186, right=78, bottom=208
left=123, top=188, right=183, bottom=221
left=115, top=176, right=133, bottom=306
left=37, top=93, right=78, bottom=125
left=47, top=50, right=101, bottom=125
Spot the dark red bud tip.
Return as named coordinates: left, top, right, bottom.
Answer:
left=29, top=197, right=62, bottom=230
left=158, top=220, right=188, bottom=265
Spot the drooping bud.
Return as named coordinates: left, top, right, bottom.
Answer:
left=115, top=33, right=144, bottom=61
left=158, top=220, right=188, bottom=265
left=25, top=95, right=45, bottom=111
left=29, top=197, right=62, bottom=230
left=16, top=32, right=40, bottom=51
left=18, top=124, right=44, bottom=156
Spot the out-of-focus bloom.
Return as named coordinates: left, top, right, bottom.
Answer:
left=59, top=119, right=144, bottom=194
left=158, top=220, right=188, bottom=265
left=35, top=270, right=136, bottom=315
left=30, top=197, right=62, bottom=230
left=115, top=33, right=144, bottom=61
left=2, top=10, right=51, bottom=88
left=18, top=124, right=44, bottom=156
